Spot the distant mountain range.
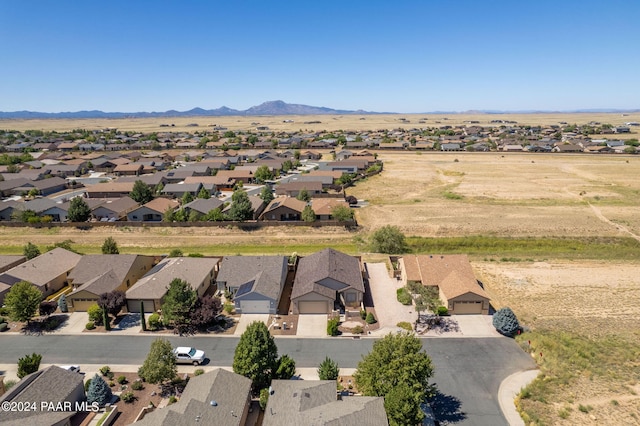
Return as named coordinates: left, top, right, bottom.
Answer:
left=0, top=101, right=637, bottom=119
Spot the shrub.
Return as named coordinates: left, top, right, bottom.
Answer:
left=223, top=303, right=234, bottom=315
left=121, top=391, right=135, bottom=403
left=148, top=313, right=161, bottom=330
left=4, top=379, right=16, bottom=391
left=0, top=323, right=8, bottom=332
left=87, top=374, right=113, bottom=406
left=100, top=366, right=111, bottom=376
left=86, top=321, right=95, bottom=330
left=436, top=306, right=449, bottom=316
left=317, top=356, right=340, bottom=381
left=131, top=380, right=144, bottom=391
left=194, top=369, right=204, bottom=376
left=84, top=378, right=92, bottom=392
left=18, top=353, right=42, bottom=378
left=0, top=307, right=9, bottom=316
left=109, top=381, right=115, bottom=387
left=327, top=318, right=340, bottom=336
left=169, top=249, right=183, bottom=257
left=168, top=395, right=177, bottom=405
left=397, top=288, right=412, bottom=305
left=365, top=312, right=377, bottom=324
left=352, top=325, right=364, bottom=334
left=359, top=309, right=366, bottom=320
left=259, top=388, right=269, bottom=411
left=117, top=375, right=127, bottom=384
left=87, top=304, right=103, bottom=326
left=106, top=371, right=114, bottom=380
left=492, top=307, right=521, bottom=337
left=397, top=321, right=413, bottom=331
left=369, top=225, right=408, bottom=254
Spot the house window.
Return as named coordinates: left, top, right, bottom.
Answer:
left=345, top=292, right=356, bottom=303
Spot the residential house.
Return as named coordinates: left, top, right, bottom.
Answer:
left=0, top=200, right=25, bottom=221
left=182, top=198, right=224, bottom=217
left=311, top=198, right=350, bottom=221
left=222, top=195, right=266, bottom=220
left=0, top=248, right=81, bottom=298
left=291, top=248, right=364, bottom=314
left=552, top=144, right=583, bottom=153
left=161, top=183, right=203, bottom=199
left=113, top=163, right=143, bottom=176
left=91, top=196, right=139, bottom=221
left=0, top=255, right=27, bottom=304
left=67, top=254, right=156, bottom=311
left=126, top=256, right=219, bottom=312
left=133, top=369, right=251, bottom=426
left=260, top=197, right=306, bottom=221
left=275, top=181, right=323, bottom=198
left=0, top=366, right=86, bottom=426
left=399, top=254, right=490, bottom=314
left=215, top=256, right=288, bottom=314
left=126, top=198, right=179, bottom=222
left=441, top=143, right=464, bottom=151
left=183, top=175, right=227, bottom=192
left=263, top=380, right=388, bottom=426
left=85, top=182, right=135, bottom=199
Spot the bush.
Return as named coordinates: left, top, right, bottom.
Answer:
left=194, top=369, right=204, bottom=376
left=359, top=309, right=366, bottom=320
left=87, top=374, right=113, bottom=406
left=259, top=388, right=269, bottom=411
left=117, top=375, right=127, bottom=384
left=397, top=321, right=413, bottom=331
left=365, top=312, right=377, bottom=324
left=106, top=371, right=114, bottom=380
left=436, top=306, right=449, bottom=316
left=121, top=391, right=135, bottom=403
left=86, top=321, right=95, bottom=330
left=87, top=304, right=103, bottom=326
left=169, top=249, right=183, bottom=257
left=223, top=303, right=234, bottom=315
left=84, top=378, right=92, bottom=392
left=100, top=366, right=111, bottom=376
left=0, top=307, right=9, bottom=316
left=168, top=395, right=177, bottom=405
left=17, top=352, right=42, bottom=378
left=369, top=225, right=408, bottom=254
left=492, top=307, right=520, bottom=337
left=327, top=318, right=340, bottom=336
left=397, top=288, right=412, bottom=305
left=0, top=323, right=8, bottom=332
left=148, top=313, right=161, bottom=330
left=131, top=380, right=144, bottom=391
left=0, top=316, right=5, bottom=324
left=352, top=325, right=364, bottom=334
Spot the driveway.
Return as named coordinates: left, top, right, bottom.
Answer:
left=53, top=312, right=88, bottom=334
left=422, top=314, right=501, bottom=338
left=365, top=262, right=417, bottom=333
left=233, top=314, right=270, bottom=335
left=296, top=314, right=327, bottom=337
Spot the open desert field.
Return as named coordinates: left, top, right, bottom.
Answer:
left=1, top=112, right=639, bottom=134
left=350, top=151, right=640, bottom=239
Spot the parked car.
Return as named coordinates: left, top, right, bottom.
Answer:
left=173, top=347, right=206, bottom=365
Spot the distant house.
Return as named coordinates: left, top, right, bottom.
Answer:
left=67, top=254, right=156, bottom=311
left=260, top=197, right=306, bottom=221
left=441, top=143, right=463, bottom=151
left=398, top=254, right=490, bottom=314
left=263, top=380, right=388, bottom=426
left=113, top=163, right=144, bottom=176
left=552, top=144, right=583, bottom=153
left=291, top=248, right=364, bottom=314
left=132, top=369, right=251, bottom=426
left=0, top=248, right=81, bottom=299
left=161, top=183, right=203, bottom=199
left=182, top=198, right=224, bottom=216
left=91, top=196, right=139, bottom=221
left=126, top=256, right=219, bottom=312
left=222, top=195, right=266, bottom=220
left=126, top=198, right=179, bottom=222
left=215, top=256, right=288, bottom=314
left=85, top=181, right=135, bottom=199
left=275, top=181, right=323, bottom=198
left=0, top=366, right=86, bottom=426
left=311, top=198, right=351, bottom=221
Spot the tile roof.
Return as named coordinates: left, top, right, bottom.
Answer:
left=291, top=249, right=364, bottom=299
left=263, top=380, right=388, bottom=426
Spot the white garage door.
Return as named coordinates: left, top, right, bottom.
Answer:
left=127, top=299, right=155, bottom=313
left=239, top=300, right=271, bottom=314
left=298, top=301, right=328, bottom=314
left=453, top=301, right=483, bottom=314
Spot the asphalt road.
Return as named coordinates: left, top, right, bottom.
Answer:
left=0, top=335, right=535, bottom=425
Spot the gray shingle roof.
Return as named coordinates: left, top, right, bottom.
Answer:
left=0, top=248, right=82, bottom=287
left=263, top=380, right=388, bottom=426
left=68, top=254, right=147, bottom=287
left=291, top=249, right=364, bottom=299
left=184, top=198, right=224, bottom=214
left=133, top=369, right=251, bottom=426
left=217, top=256, right=287, bottom=301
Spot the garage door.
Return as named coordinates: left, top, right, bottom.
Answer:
left=298, top=301, right=328, bottom=314
left=70, top=299, right=98, bottom=312
left=453, top=301, right=482, bottom=314
left=127, top=300, right=155, bottom=313
left=239, top=300, right=271, bottom=314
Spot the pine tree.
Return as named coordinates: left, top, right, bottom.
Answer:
left=86, top=374, right=113, bottom=405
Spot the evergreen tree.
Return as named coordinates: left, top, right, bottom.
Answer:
left=17, top=353, right=42, bottom=378
left=86, top=373, right=113, bottom=405
left=138, top=338, right=177, bottom=385
left=317, top=356, right=340, bottom=380
left=259, top=185, right=274, bottom=204
left=161, top=278, right=197, bottom=331
left=197, top=187, right=211, bottom=199
left=228, top=189, right=254, bottom=221
left=67, top=197, right=91, bottom=222
left=233, top=321, right=278, bottom=392
left=101, top=237, right=119, bottom=254
left=129, top=180, right=153, bottom=204
left=23, top=242, right=40, bottom=260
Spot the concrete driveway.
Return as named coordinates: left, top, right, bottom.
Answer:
left=53, top=312, right=88, bottom=334
left=233, top=314, right=270, bottom=335
left=365, top=262, right=417, bottom=333
left=296, top=314, right=327, bottom=337
left=422, top=314, right=501, bottom=338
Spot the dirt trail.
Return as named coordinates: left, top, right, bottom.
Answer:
left=588, top=202, right=640, bottom=242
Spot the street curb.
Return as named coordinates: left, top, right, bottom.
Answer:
left=498, top=369, right=540, bottom=426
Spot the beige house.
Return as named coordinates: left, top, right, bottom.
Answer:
left=0, top=248, right=81, bottom=299
left=291, top=248, right=364, bottom=314
left=66, top=254, right=156, bottom=311
left=126, top=198, right=179, bottom=222
left=399, top=254, right=490, bottom=314
left=126, top=257, right=219, bottom=313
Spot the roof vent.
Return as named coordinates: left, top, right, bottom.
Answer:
left=210, top=400, right=218, bottom=406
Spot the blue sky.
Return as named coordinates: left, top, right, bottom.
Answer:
left=1, top=0, right=638, bottom=113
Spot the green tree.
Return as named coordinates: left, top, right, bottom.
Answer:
left=188, top=210, right=202, bottom=222
left=23, top=242, right=41, bottom=260
left=254, top=165, right=274, bottom=183
left=259, top=185, right=274, bottom=204
left=331, top=205, right=354, bottom=221
left=354, top=332, right=434, bottom=425
left=58, top=294, right=68, bottom=313
left=197, top=187, right=211, bottom=199
left=86, top=374, right=113, bottom=406
left=370, top=225, right=408, bottom=254
left=492, top=307, right=521, bottom=337
left=17, top=353, right=42, bottom=378
left=274, top=354, right=296, bottom=379
left=5, top=281, right=41, bottom=323
left=228, top=189, right=254, bottom=221
left=296, top=189, right=311, bottom=202
left=101, top=237, right=119, bottom=254
left=129, top=180, right=154, bottom=204
left=27, top=188, right=40, bottom=198
left=138, top=338, right=177, bottom=385
left=233, top=321, right=278, bottom=392
left=282, top=159, right=293, bottom=172
left=163, top=206, right=175, bottom=222
left=301, top=205, right=316, bottom=222
left=181, top=191, right=194, bottom=205
left=161, top=278, right=197, bottom=331
left=317, top=356, right=340, bottom=380
left=67, top=197, right=91, bottom=222
left=205, top=207, right=226, bottom=221
left=169, top=248, right=183, bottom=257
left=259, top=388, right=269, bottom=411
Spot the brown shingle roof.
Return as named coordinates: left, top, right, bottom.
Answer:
left=291, top=249, right=363, bottom=299
left=0, top=248, right=81, bottom=287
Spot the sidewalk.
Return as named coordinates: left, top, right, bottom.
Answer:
left=498, top=369, right=540, bottom=426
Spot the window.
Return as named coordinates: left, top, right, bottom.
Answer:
left=345, top=292, right=356, bottom=303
